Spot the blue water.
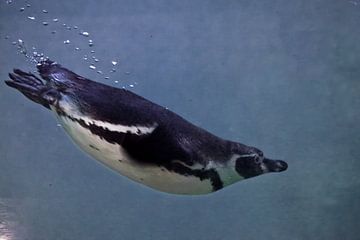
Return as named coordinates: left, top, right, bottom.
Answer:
left=1, top=0, right=360, bottom=239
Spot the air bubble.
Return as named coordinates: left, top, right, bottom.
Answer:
left=64, top=40, right=70, bottom=44
left=42, top=9, right=48, bottom=13
left=89, top=65, right=96, bottom=70
left=75, top=47, right=80, bottom=51
left=111, top=60, right=118, bottom=66
left=20, top=7, right=25, bottom=12
left=97, top=70, right=103, bottom=74
left=80, top=31, right=89, bottom=37
left=42, top=21, right=49, bottom=26
left=104, top=76, right=109, bottom=79
left=88, top=40, right=94, bottom=47
left=94, top=58, right=99, bottom=62
left=27, top=16, right=35, bottom=20
left=114, top=80, right=119, bottom=83
left=53, top=18, right=59, bottom=22
left=26, top=3, right=31, bottom=7
left=17, top=39, right=28, bottom=56
left=129, top=84, right=134, bottom=88
left=125, top=71, right=131, bottom=75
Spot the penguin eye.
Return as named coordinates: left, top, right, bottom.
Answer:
left=254, top=155, right=261, bottom=164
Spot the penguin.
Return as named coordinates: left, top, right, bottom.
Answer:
left=4, top=60, right=287, bottom=195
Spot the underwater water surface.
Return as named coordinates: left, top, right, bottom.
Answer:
left=1, top=0, right=360, bottom=239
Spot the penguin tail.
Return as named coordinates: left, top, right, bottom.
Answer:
left=36, top=59, right=81, bottom=84
left=5, top=68, right=52, bottom=109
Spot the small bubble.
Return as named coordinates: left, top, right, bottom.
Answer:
left=11, top=41, right=17, bottom=45
left=125, top=71, right=131, bottom=75
left=88, top=39, right=94, bottom=47
left=19, top=7, right=25, bottom=12
left=75, top=47, right=80, bottom=51
left=51, top=30, right=56, bottom=34
left=129, top=84, right=134, bottom=88
left=26, top=3, right=31, bottom=7
left=57, top=123, right=62, bottom=127
left=110, top=68, right=116, bottom=73
left=67, top=26, right=71, bottom=30
left=53, top=18, right=59, bottom=22
left=42, top=9, right=48, bottom=13
left=90, top=50, right=95, bottom=53
left=27, top=16, right=35, bottom=20
left=89, top=65, right=96, bottom=70
left=62, top=23, right=67, bottom=27
left=80, top=31, right=89, bottom=37
left=42, top=21, right=49, bottom=26
left=73, top=25, right=78, bottom=29
left=104, top=76, right=109, bottom=79
left=17, top=39, right=27, bottom=55
left=97, top=70, right=103, bottom=74
left=6, top=0, right=13, bottom=4
left=91, top=56, right=96, bottom=59
left=4, top=35, right=9, bottom=39
left=114, top=80, right=119, bottom=83
left=94, top=58, right=99, bottom=62
left=64, top=40, right=70, bottom=44
left=111, top=60, right=118, bottom=66
left=33, top=51, right=38, bottom=56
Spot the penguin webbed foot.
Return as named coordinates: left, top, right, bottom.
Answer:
left=5, top=69, right=51, bottom=109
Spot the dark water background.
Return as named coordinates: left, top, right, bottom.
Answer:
left=1, top=0, right=360, bottom=239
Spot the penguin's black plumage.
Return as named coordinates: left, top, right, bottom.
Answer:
left=5, top=60, right=287, bottom=195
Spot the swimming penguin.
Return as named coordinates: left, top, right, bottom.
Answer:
left=5, top=60, right=287, bottom=195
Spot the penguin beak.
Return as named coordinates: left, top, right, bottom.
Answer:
left=263, top=158, right=288, bottom=172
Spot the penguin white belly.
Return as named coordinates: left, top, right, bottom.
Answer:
left=55, top=113, right=214, bottom=195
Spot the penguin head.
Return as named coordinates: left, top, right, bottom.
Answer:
left=234, top=148, right=287, bottom=179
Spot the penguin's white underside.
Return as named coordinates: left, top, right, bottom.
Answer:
left=54, top=104, right=242, bottom=195
left=5, top=60, right=288, bottom=195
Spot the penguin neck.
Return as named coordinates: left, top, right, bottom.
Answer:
left=213, top=153, right=244, bottom=187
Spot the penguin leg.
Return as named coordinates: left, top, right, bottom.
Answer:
left=5, top=69, right=52, bottom=109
